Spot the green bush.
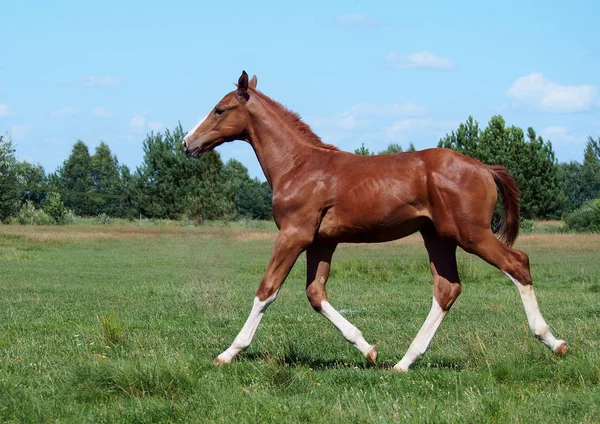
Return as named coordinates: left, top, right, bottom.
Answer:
left=16, top=201, right=52, bottom=225
left=564, top=199, right=600, bottom=232
left=591, top=201, right=600, bottom=231
left=14, top=193, right=79, bottom=225
left=94, top=213, right=113, bottom=225
left=519, top=219, right=534, bottom=233
left=42, top=192, right=78, bottom=225
left=62, top=209, right=81, bottom=225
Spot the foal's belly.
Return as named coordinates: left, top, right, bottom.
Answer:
left=317, top=204, right=430, bottom=244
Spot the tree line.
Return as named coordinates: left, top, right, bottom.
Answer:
left=0, top=125, right=272, bottom=223
left=1, top=115, right=599, bottom=226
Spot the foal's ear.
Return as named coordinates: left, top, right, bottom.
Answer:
left=237, top=70, right=250, bottom=102
left=249, top=75, right=258, bottom=89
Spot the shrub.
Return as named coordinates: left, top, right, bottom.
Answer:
left=591, top=201, right=600, bottom=231
left=564, top=199, right=600, bottom=232
left=519, top=219, right=534, bottom=233
left=16, top=201, right=52, bottom=225
left=42, top=192, right=67, bottom=224
left=62, top=209, right=81, bottom=225
left=94, top=213, right=113, bottom=225
left=41, top=192, right=79, bottom=225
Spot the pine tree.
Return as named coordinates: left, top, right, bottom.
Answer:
left=479, top=115, right=509, bottom=165
left=91, top=142, right=124, bottom=216
left=15, top=161, right=47, bottom=207
left=187, top=149, right=235, bottom=221
left=438, top=116, right=481, bottom=158
left=558, top=161, right=586, bottom=212
left=514, top=128, right=564, bottom=218
left=0, top=133, right=21, bottom=221
left=354, top=143, right=373, bottom=156
left=378, top=143, right=403, bottom=154
left=582, top=136, right=600, bottom=201
left=54, top=140, right=95, bottom=216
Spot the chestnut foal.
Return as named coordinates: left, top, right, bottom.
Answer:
left=183, top=71, right=567, bottom=371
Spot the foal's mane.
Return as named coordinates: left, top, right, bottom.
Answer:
left=251, top=89, right=340, bottom=152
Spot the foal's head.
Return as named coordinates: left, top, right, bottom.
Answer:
left=183, top=71, right=257, bottom=158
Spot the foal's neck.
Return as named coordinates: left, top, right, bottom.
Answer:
left=246, top=95, right=325, bottom=188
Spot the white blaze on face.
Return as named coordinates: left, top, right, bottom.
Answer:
left=183, top=113, right=210, bottom=146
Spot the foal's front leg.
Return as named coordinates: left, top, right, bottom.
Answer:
left=214, top=228, right=309, bottom=365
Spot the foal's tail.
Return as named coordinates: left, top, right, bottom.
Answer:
left=489, top=165, right=520, bottom=247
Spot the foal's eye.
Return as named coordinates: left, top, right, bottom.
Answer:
left=214, top=108, right=225, bottom=116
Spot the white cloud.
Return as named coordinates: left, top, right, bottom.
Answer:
left=91, top=107, right=112, bottom=118
left=130, top=113, right=165, bottom=132
left=0, top=104, right=11, bottom=118
left=333, top=13, right=377, bottom=27
left=540, top=126, right=576, bottom=142
left=130, top=113, right=146, bottom=128
left=80, top=76, right=123, bottom=88
left=507, top=73, right=597, bottom=113
left=386, top=51, right=455, bottom=70
left=148, top=121, right=165, bottom=131
left=50, top=107, right=77, bottom=117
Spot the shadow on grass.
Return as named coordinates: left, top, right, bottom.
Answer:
left=400, top=357, right=466, bottom=372
left=238, top=351, right=466, bottom=371
left=239, top=351, right=374, bottom=370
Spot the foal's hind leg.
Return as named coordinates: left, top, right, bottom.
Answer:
left=394, top=230, right=462, bottom=372
left=464, top=232, right=567, bottom=354
left=306, top=245, right=378, bottom=364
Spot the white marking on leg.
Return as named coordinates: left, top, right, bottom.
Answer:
left=319, top=301, right=374, bottom=359
left=504, top=272, right=565, bottom=352
left=394, top=297, right=447, bottom=372
left=215, top=289, right=279, bottom=364
left=183, top=113, right=209, bottom=146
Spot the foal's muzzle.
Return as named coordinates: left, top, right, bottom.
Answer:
left=182, top=138, right=201, bottom=157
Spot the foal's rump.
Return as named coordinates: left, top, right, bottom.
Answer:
left=419, top=148, right=520, bottom=248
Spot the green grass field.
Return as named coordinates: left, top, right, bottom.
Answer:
left=1, top=222, right=599, bottom=423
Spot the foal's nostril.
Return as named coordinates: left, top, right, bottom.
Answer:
left=182, top=139, right=188, bottom=149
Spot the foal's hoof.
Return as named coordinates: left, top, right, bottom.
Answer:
left=213, top=355, right=231, bottom=366
left=555, top=340, right=568, bottom=356
left=391, top=364, right=409, bottom=373
left=366, top=346, right=378, bottom=365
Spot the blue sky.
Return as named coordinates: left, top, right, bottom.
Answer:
left=2, top=0, right=599, bottom=180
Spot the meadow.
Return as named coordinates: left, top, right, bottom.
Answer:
left=0, top=221, right=599, bottom=423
